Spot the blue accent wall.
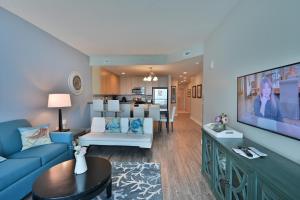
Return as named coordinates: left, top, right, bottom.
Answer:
left=0, top=8, right=92, bottom=129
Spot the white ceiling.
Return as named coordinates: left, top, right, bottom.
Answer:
left=0, top=0, right=239, bottom=55
left=101, top=56, right=202, bottom=83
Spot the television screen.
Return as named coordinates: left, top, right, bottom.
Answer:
left=237, top=62, right=300, bottom=140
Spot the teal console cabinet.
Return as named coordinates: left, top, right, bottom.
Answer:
left=202, top=129, right=300, bottom=200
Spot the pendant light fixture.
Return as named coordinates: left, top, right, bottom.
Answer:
left=143, top=67, right=158, bottom=82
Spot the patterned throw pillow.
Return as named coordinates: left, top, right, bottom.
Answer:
left=105, top=118, right=121, bottom=133
left=0, top=156, right=6, bottom=163
left=129, top=118, right=144, bottom=134
left=18, top=124, right=52, bottom=151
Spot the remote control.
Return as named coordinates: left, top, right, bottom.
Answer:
left=238, top=146, right=253, bottom=157
left=248, top=147, right=267, bottom=157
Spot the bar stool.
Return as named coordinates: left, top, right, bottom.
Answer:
left=133, top=106, right=145, bottom=118
left=120, top=104, right=131, bottom=117
left=93, top=99, right=104, bottom=117
left=107, top=100, right=120, bottom=117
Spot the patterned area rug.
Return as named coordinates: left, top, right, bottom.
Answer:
left=94, top=162, right=163, bottom=200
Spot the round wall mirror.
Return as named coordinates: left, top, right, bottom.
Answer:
left=68, top=71, right=83, bottom=95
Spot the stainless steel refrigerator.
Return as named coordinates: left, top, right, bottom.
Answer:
left=152, top=87, right=168, bottom=110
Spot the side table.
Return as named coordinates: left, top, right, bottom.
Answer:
left=50, top=129, right=89, bottom=152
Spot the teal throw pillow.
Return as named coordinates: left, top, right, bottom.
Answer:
left=105, top=118, right=121, bottom=133
left=0, top=156, right=6, bottom=163
left=129, top=118, right=144, bottom=134
left=18, top=124, right=52, bottom=151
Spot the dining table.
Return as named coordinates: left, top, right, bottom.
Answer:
left=130, top=105, right=169, bottom=132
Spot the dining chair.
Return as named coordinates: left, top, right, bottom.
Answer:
left=149, top=104, right=161, bottom=132
left=107, top=100, right=120, bottom=117
left=160, top=106, right=176, bottom=132
left=120, top=104, right=131, bottom=117
left=92, top=99, right=104, bottom=117
left=133, top=106, right=145, bottom=118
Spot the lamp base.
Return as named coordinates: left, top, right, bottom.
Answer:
left=55, top=128, right=70, bottom=132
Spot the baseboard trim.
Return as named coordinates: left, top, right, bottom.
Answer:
left=190, top=116, right=202, bottom=126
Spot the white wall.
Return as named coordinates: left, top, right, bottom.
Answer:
left=204, top=0, right=300, bottom=163
left=189, top=74, right=202, bottom=125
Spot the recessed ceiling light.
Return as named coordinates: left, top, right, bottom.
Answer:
left=179, top=75, right=183, bottom=77
left=121, top=72, right=126, bottom=75
left=195, top=62, right=200, bottom=65
left=183, top=72, right=187, bottom=74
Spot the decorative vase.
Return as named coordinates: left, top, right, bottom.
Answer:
left=74, top=154, right=87, bottom=174
left=213, top=123, right=226, bottom=132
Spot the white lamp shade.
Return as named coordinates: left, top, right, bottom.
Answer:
left=48, top=94, right=71, bottom=108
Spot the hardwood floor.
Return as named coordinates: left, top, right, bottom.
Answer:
left=87, top=113, right=214, bottom=200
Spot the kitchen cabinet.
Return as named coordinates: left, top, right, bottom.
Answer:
left=257, top=180, right=289, bottom=200
left=131, top=77, right=144, bottom=88
left=92, top=67, right=120, bottom=95
left=119, top=76, right=168, bottom=95
left=120, top=77, right=130, bottom=94
left=145, top=81, right=153, bottom=95
left=202, top=129, right=300, bottom=200
left=202, top=133, right=213, bottom=186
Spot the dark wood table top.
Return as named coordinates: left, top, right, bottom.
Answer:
left=32, top=157, right=111, bottom=200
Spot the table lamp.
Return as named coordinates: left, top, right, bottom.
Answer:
left=48, top=94, right=71, bottom=132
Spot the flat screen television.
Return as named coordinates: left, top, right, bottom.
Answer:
left=237, top=62, right=300, bottom=140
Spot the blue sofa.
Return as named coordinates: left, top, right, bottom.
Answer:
left=0, top=119, right=73, bottom=200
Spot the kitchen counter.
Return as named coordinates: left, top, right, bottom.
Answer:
left=87, top=101, right=132, bottom=104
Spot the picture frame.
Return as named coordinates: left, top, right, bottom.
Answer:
left=187, top=89, right=191, bottom=97
left=192, top=86, right=196, bottom=98
left=171, top=86, right=176, bottom=103
left=197, top=84, right=202, bottom=98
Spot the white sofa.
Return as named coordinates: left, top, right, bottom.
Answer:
left=79, top=117, right=153, bottom=148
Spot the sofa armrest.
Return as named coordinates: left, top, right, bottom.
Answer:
left=50, top=132, right=73, bottom=150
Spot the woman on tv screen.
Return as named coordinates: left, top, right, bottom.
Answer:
left=254, top=77, right=282, bottom=121
left=237, top=63, right=300, bottom=140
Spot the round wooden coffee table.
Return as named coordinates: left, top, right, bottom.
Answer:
left=32, top=157, right=112, bottom=200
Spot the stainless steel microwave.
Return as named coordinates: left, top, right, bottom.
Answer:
left=132, top=87, right=145, bottom=95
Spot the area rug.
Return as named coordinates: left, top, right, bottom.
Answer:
left=94, top=162, right=163, bottom=200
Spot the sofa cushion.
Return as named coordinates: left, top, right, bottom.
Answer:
left=105, top=117, right=121, bottom=133
left=0, top=157, right=41, bottom=191
left=80, top=132, right=152, bottom=143
left=120, top=118, right=129, bottom=133
left=129, top=118, right=144, bottom=134
left=18, top=124, right=52, bottom=151
left=0, top=119, right=31, bottom=157
left=91, top=117, right=105, bottom=133
left=0, top=156, right=6, bottom=162
left=9, top=143, right=68, bottom=165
